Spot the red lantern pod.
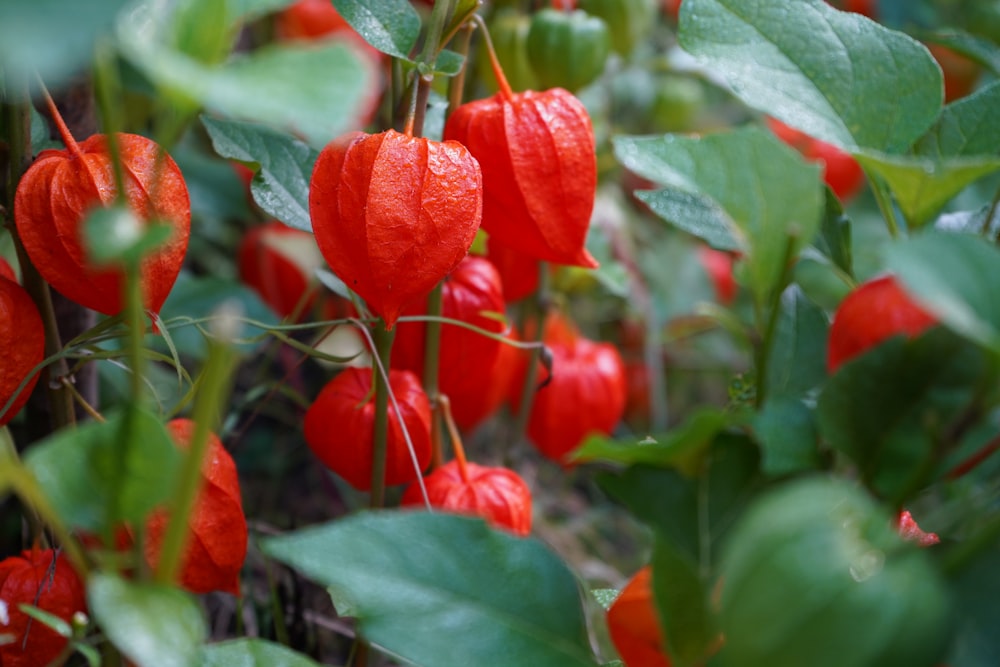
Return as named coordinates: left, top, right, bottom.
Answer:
left=0, top=276, right=45, bottom=426
left=514, top=313, right=627, bottom=462
left=309, top=129, right=483, bottom=328
left=392, top=256, right=507, bottom=430
left=0, top=256, right=15, bottom=281
left=144, top=419, right=248, bottom=595
left=766, top=117, right=865, bottom=201
left=484, top=235, right=540, bottom=303
left=697, top=246, right=737, bottom=305
left=0, top=548, right=87, bottom=667
left=606, top=566, right=673, bottom=667
left=401, top=460, right=533, bottom=536
left=237, top=220, right=324, bottom=321
left=827, top=274, right=937, bottom=373
left=444, top=86, right=599, bottom=268
left=14, top=122, right=190, bottom=317
left=304, top=367, right=433, bottom=490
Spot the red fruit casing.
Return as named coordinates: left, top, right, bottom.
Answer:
left=607, top=566, right=672, bottom=667
left=401, top=460, right=533, bottom=536
left=237, top=220, right=324, bottom=321
left=304, top=367, right=432, bottom=490
left=445, top=88, right=599, bottom=268
left=766, top=117, right=865, bottom=201
left=827, top=274, right=938, bottom=373
left=0, top=549, right=87, bottom=667
left=14, top=133, right=190, bottom=316
left=484, top=235, right=541, bottom=303
left=309, top=130, right=483, bottom=328
left=392, top=256, right=507, bottom=430
left=145, top=419, right=248, bottom=595
left=0, top=276, right=45, bottom=426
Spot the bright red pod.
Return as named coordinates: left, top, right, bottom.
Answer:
left=304, top=367, right=432, bottom=490
left=309, top=129, right=483, bottom=328
left=607, top=566, right=672, bottom=667
left=392, top=256, right=506, bottom=430
left=697, top=246, right=737, bottom=305
left=444, top=86, right=599, bottom=268
left=0, top=548, right=87, bottom=667
left=827, top=274, right=938, bottom=373
left=766, top=117, right=865, bottom=201
left=14, top=132, right=190, bottom=316
left=0, top=277, right=45, bottom=426
left=145, top=419, right=248, bottom=595
left=485, top=235, right=540, bottom=303
left=400, top=460, right=533, bottom=536
left=515, top=313, right=627, bottom=462
left=237, top=220, right=324, bottom=321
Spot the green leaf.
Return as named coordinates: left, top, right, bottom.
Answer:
left=766, top=285, right=829, bottom=399
left=633, top=189, right=739, bottom=251
left=679, top=0, right=942, bottom=152
left=155, top=272, right=279, bottom=361
left=167, top=0, right=235, bottom=66
left=331, top=0, right=420, bottom=60
left=201, top=115, right=319, bottom=232
left=921, top=28, right=1000, bottom=77
left=717, top=477, right=952, bottom=667
left=752, top=397, right=822, bottom=477
left=817, top=328, right=993, bottom=501
left=917, top=81, right=1000, bottom=158
left=432, top=49, right=465, bottom=77
left=24, top=408, right=181, bottom=532
left=946, top=524, right=1000, bottom=667
left=574, top=408, right=735, bottom=471
left=886, top=231, right=1000, bottom=352
left=614, top=128, right=824, bottom=300
left=200, top=639, right=322, bottom=667
left=89, top=574, right=207, bottom=667
left=0, top=0, right=129, bottom=88
left=811, top=190, right=852, bottom=277
left=854, top=151, right=1000, bottom=229
left=652, top=538, right=718, bottom=667
left=261, top=512, right=597, bottom=667
left=598, top=434, right=763, bottom=565
left=120, top=7, right=375, bottom=148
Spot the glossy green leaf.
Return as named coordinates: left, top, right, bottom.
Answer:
left=946, top=522, right=1000, bottom=667
left=201, top=115, right=319, bottom=232
left=598, top=435, right=763, bottom=565
left=155, top=272, right=279, bottom=361
left=811, top=190, right=852, bottom=277
left=766, top=285, right=829, bottom=400
left=24, top=408, right=181, bottom=532
left=615, top=128, right=823, bottom=300
left=331, top=0, right=420, bottom=60
left=917, top=81, right=1000, bottom=158
left=633, top=189, right=739, bottom=251
left=718, top=477, right=952, bottom=667
left=89, top=574, right=207, bottom=667
left=200, top=639, right=322, bottom=667
left=574, top=408, right=734, bottom=471
left=886, top=231, right=1000, bottom=352
left=752, top=397, right=821, bottom=477
left=817, top=328, right=992, bottom=501
left=120, top=7, right=374, bottom=148
left=679, top=0, right=941, bottom=152
left=0, top=0, right=129, bottom=87
left=432, top=49, right=465, bottom=77
left=261, top=512, right=597, bottom=667
left=854, top=151, right=1000, bottom=229
left=652, top=538, right=718, bottom=667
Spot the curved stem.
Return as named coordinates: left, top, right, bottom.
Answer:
left=472, top=14, right=514, bottom=101
left=37, top=80, right=83, bottom=159
left=870, top=177, right=901, bottom=239
left=439, top=395, right=470, bottom=484
left=423, top=284, right=445, bottom=468
left=512, top=262, right=550, bottom=442
left=369, top=323, right=396, bottom=508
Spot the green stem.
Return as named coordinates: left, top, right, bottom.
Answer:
left=870, top=178, right=901, bottom=239
left=513, top=262, right=550, bottom=442
left=422, top=284, right=445, bottom=468
left=447, top=22, right=476, bottom=117
left=155, top=331, right=237, bottom=586
left=754, top=234, right=798, bottom=409
left=2, top=82, right=76, bottom=430
left=92, top=42, right=128, bottom=202
left=418, top=0, right=457, bottom=66
left=369, top=323, right=396, bottom=508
